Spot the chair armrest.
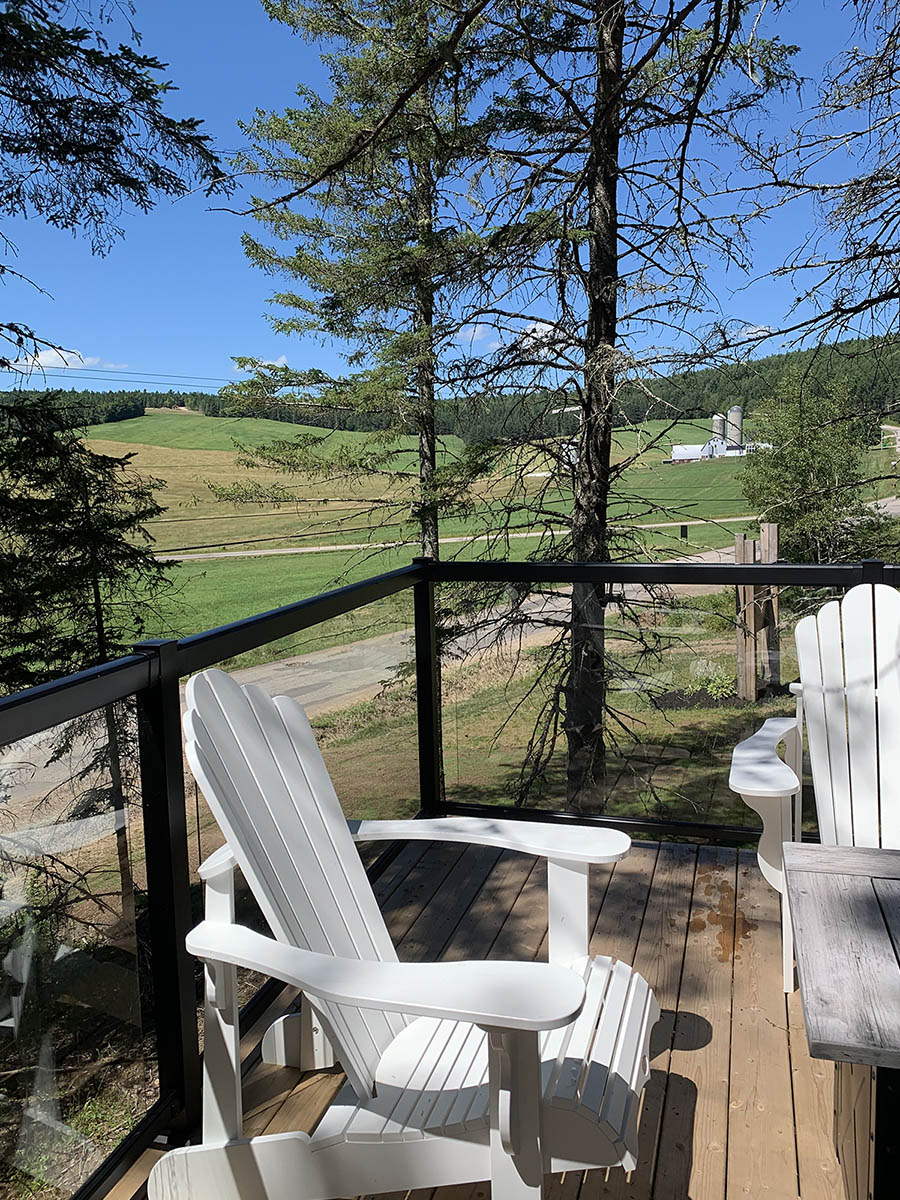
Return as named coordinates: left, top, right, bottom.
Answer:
left=187, top=920, right=586, bottom=1032
left=728, top=717, right=800, bottom=798
left=348, top=816, right=630, bottom=865
left=197, top=843, right=237, bottom=882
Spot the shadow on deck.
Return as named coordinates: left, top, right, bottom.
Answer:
left=117, top=840, right=843, bottom=1200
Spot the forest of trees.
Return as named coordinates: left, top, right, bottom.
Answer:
left=618, top=337, right=900, bottom=422
left=6, top=389, right=145, bottom=425
left=18, top=334, right=899, bottom=440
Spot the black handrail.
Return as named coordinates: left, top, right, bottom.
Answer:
left=0, top=554, right=890, bottom=1199
left=0, top=651, right=157, bottom=746
left=426, top=557, right=895, bottom=586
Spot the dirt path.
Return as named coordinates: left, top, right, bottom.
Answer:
left=231, top=546, right=734, bottom=712
left=867, top=425, right=900, bottom=515
left=167, top=518, right=753, bottom=562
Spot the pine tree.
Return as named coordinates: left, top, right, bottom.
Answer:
left=0, top=395, right=174, bottom=938
left=218, top=0, right=488, bottom=561
left=219, top=0, right=797, bottom=812
left=441, top=0, right=798, bottom=808
left=741, top=378, right=897, bottom=564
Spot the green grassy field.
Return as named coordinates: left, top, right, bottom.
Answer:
left=78, top=409, right=769, bottom=658
left=85, top=412, right=756, bottom=556
left=83, top=407, right=886, bottom=660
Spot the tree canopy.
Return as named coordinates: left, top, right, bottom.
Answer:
left=741, top=378, right=896, bottom=564
left=0, top=0, right=225, bottom=368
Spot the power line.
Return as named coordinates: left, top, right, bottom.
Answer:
left=2, top=366, right=233, bottom=386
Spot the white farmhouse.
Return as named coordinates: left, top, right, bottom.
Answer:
left=670, top=443, right=703, bottom=462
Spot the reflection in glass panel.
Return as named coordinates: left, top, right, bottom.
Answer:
left=0, top=702, right=156, bottom=1198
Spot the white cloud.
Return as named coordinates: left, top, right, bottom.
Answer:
left=519, top=319, right=557, bottom=357
left=456, top=323, right=494, bottom=345
left=234, top=354, right=289, bottom=373
left=12, top=348, right=129, bottom=371
left=738, top=323, right=772, bottom=341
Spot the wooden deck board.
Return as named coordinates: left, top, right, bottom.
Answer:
left=726, top=851, right=797, bottom=1200
left=788, top=990, right=842, bottom=1200
left=611, top=842, right=698, bottom=1200
left=118, top=839, right=845, bottom=1200
left=653, top=845, right=736, bottom=1200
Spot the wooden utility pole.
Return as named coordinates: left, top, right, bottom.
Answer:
left=735, top=523, right=780, bottom=700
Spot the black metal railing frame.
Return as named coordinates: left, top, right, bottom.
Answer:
left=1, top=554, right=897, bottom=1199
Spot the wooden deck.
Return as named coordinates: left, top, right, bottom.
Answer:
left=117, top=839, right=844, bottom=1200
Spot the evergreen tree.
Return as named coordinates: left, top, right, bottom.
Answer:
left=0, top=395, right=174, bottom=937
left=218, top=0, right=488, bottom=561
left=741, top=379, right=898, bottom=564
left=216, top=0, right=799, bottom=812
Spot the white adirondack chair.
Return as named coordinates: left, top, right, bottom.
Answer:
left=148, top=669, right=660, bottom=1200
left=729, top=583, right=900, bottom=992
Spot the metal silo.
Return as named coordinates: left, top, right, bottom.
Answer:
left=712, top=413, right=726, bottom=439
left=726, top=405, right=743, bottom=446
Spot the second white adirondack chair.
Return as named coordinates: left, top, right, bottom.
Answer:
left=148, top=669, right=660, bottom=1200
left=730, top=583, right=900, bottom=991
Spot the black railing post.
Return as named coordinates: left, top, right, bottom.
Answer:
left=413, top=558, right=444, bottom=816
left=135, top=638, right=201, bottom=1136
left=861, top=559, right=886, bottom=585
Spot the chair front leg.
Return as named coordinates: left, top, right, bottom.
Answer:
left=202, top=868, right=243, bottom=1143
left=547, top=859, right=590, bottom=965
left=740, top=790, right=797, bottom=992
left=485, top=1027, right=544, bottom=1198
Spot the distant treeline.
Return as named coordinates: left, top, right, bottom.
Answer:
left=617, top=337, right=900, bottom=422
left=5, top=388, right=148, bottom=425
left=0, top=387, right=231, bottom=426
left=12, top=337, right=899, bottom=440
left=151, top=386, right=561, bottom=442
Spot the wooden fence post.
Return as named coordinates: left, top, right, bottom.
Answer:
left=758, top=523, right=780, bottom=693
left=735, top=533, right=757, bottom=701
left=735, top=524, right=780, bottom=701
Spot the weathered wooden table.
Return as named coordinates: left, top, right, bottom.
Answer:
left=784, top=842, right=900, bottom=1200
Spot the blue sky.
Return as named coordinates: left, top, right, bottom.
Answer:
left=1, top=0, right=861, bottom=395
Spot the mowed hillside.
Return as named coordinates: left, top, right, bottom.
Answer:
left=83, top=409, right=756, bottom=649
left=85, top=410, right=752, bottom=552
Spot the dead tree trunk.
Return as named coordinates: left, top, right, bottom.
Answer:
left=412, top=142, right=445, bottom=802
left=565, top=0, right=624, bottom=812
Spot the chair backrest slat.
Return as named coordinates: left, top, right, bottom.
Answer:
left=841, top=586, right=880, bottom=846
left=874, top=587, right=900, bottom=847
left=184, top=669, right=406, bottom=1098
left=796, top=584, right=900, bottom=849
left=795, top=603, right=838, bottom=844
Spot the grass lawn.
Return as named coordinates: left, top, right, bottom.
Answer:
left=313, top=597, right=803, bottom=832
left=86, top=411, right=756, bottom=557
left=85, top=409, right=419, bottom=455
left=152, top=515, right=754, bottom=668
left=157, top=546, right=414, bottom=666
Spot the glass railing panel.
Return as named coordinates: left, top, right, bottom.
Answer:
left=0, top=702, right=157, bottom=1199
left=438, top=576, right=806, bottom=833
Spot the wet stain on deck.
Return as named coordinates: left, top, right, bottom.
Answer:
left=692, top=867, right=756, bottom=961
